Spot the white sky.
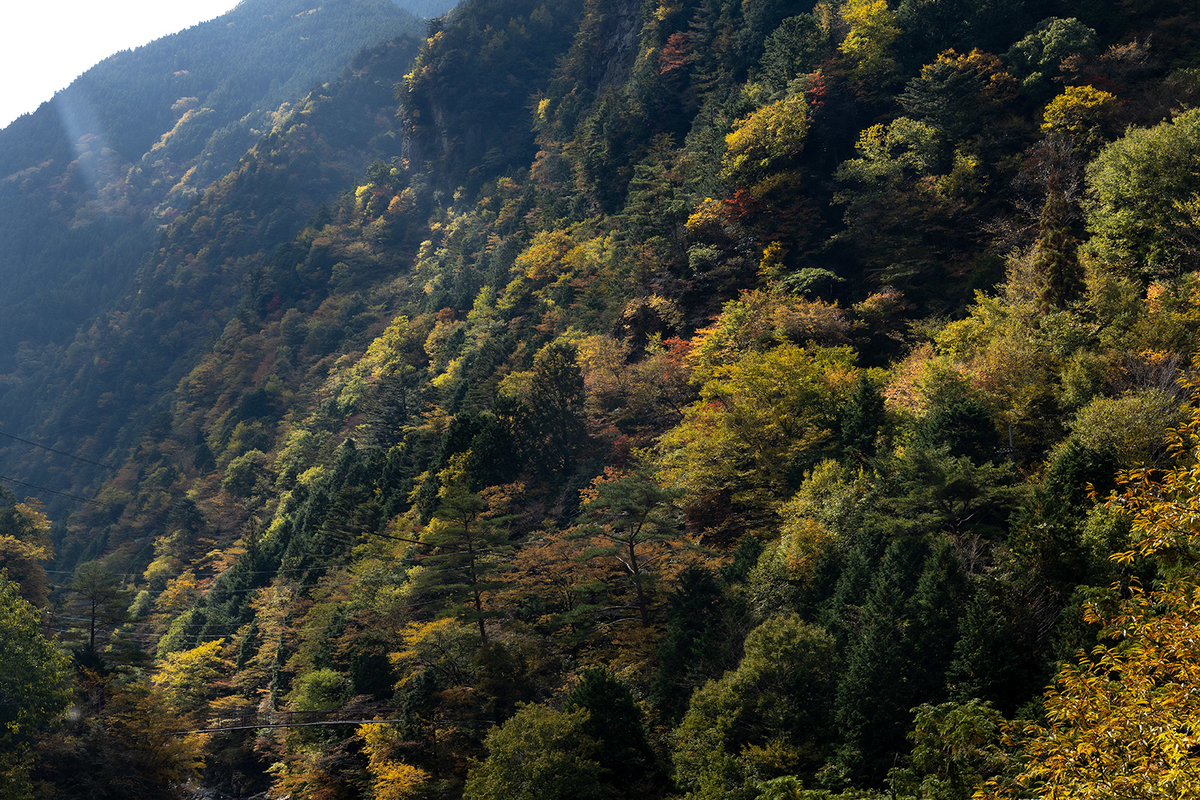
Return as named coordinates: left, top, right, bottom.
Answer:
left=0, top=0, right=239, bottom=130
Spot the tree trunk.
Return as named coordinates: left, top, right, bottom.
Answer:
left=629, top=539, right=649, bottom=627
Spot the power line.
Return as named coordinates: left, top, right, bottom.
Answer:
left=172, top=709, right=493, bottom=736
left=176, top=718, right=410, bottom=735
left=0, top=474, right=100, bottom=505
left=46, top=570, right=142, bottom=577
left=0, top=428, right=116, bottom=470
left=45, top=564, right=347, bottom=578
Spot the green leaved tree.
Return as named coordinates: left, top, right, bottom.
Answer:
left=0, top=574, right=71, bottom=798
left=463, top=703, right=615, bottom=800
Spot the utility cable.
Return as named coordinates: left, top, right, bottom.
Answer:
left=0, top=428, right=116, bottom=470
left=44, top=564, right=346, bottom=578
left=175, top=717, right=409, bottom=735
left=0, top=473, right=100, bottom=505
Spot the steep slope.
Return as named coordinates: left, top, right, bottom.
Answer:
left=0, top=35, right=423, bottom=543
left=0, top=0, right=444, bottom=374
left=10, top=0, right=1200, bottom=797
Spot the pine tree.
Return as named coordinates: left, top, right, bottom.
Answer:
left=833, top=538, right=928, bottom=785
left=1032, top=174, right=1082, bottom=312
left=67, top=562, right=131, bottom=659
left=840, top=373, right=887, bottom=459
left=565, top=668, right=663, bottom=797
left=907, top=539, right=970, bottom=702
left=651, top=566, right=728, bottom=721
left=528, top=341, right=589, bottom=478
left=577, top=462, right=685, bottom=627
left=418, top=454, right=511, bottom=641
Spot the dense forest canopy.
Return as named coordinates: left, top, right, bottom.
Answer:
left=4, top=0, right=1200, bottom=797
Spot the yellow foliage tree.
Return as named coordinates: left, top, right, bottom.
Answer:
left=688, top=290, right=852, bottom=383
left=33, top=671, right=204, bottom=798
left=154, top=570, right=198, bottom=616
left=980, top=384, right=1200, bottom=799
left=390, top=617, right=476, bottom=689
left=838, top=0, right=900, bottom=89
left=0, top=499, right=53, bottom=607
left=152, top=638, right=231, bottom=718
left=515, top=228, right=577, bottom=282
left=723, top=93, right=809, bottom=185
left=1041, top=84, right=1118, bottom=152
left=661, top=342, right=857, bottom=528
left=992, top=583, right=1200, bottom=799
left=359, top=723, right=430, bottom=800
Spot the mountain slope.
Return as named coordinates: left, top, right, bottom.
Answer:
left=0, top=0, right=444, bottom=373
left=0, top=36, right=423, bottom=541
left=9, top=0, right=1200, bottom=797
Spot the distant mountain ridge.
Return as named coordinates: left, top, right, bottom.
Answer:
left=0, top=35, right=424, bottom=544
left=0, top=0, right=453, bottom=374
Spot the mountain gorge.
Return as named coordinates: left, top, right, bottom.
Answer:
left=4, top=0, right=1200, bottom=797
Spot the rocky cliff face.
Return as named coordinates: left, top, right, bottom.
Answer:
left=584, top=0, right=644, bottom=93
left=396, top=0, right=586, bottom=193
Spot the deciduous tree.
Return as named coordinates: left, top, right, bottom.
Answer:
left=661, top=343, right=856, bottom=528
left=1085, top=107, right=1200, bottom=279
left=463, top=703, right=614, bottom=800
left=0, top=575, right=70, bottom=798
left=981, top=387, right=1200, bottom=799
left=672, top=614, right=839, bottom=796
left=0, top=495, right=53, bottom=607
left=152, top=638, right=232, bottom=718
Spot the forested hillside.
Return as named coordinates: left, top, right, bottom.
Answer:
left=0, top=0, right=448, bottom=375
left=5, top=0, right=1200, bottom=797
